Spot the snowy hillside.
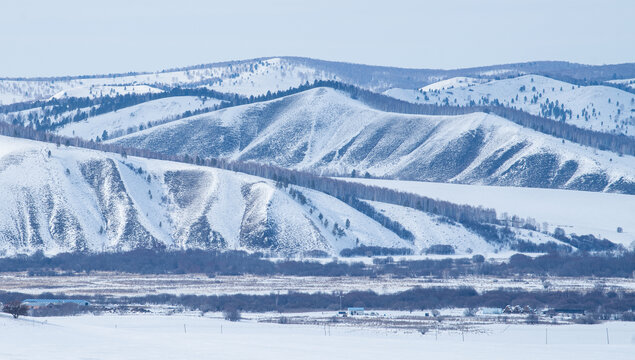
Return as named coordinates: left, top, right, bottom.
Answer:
left=385, top=75, right=635, bottom=136
left=51, top=84, right=163, bottom=99
left=110, top=87, right=635, bottom=194
left=3, top=58, right=634, bottom=106
left=419, top=77, right=489, bottom=92
left=344, top=178, right=635, bottom=247
left=1, top=135, right=513, bottom=256
left=0, top=58, right=339, bottom=104
left=55, top=96, right=223, bottom=140
left=609, top=78, right=635, bottom=89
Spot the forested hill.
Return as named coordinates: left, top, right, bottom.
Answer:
left=109, top=86, right=635, bottom=194
left=3, top=123, right=619, bottom=256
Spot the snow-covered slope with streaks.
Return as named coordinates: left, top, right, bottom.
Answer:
left=3, top=135, right=496, bottom=256
left=385, top=75, right=635, bottom=136
left=111, top=87, right=635, bottom=194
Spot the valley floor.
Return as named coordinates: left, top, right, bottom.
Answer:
left=0, top=312, right=632, bottom=360
left=2, top=272, right=634, bottom=297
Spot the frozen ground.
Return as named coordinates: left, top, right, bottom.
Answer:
left=0, top=313, right=632, bottom=360
left=2, top=273, right=633, bottom=297
left=341, top=178, right=635, bottom=247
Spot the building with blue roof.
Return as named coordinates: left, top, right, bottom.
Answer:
left=21, top=299, right=90, bottom=308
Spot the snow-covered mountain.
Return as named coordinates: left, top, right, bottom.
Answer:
left=2, top=57, right=635, bottom=105
left=109, top=87, right=635, bottom=194
left=2, top=57, right=634, bottom=257
left=0, top=58, right=340, bottom=104
left=3, top=135, right=543, bottom=256
left=385, top=75, right=635, bottom=137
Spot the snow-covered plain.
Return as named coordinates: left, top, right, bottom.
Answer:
left=385, top=75, right=635, bottom=136
left=342, top=178, right=635, bottom=246
left=0, top=313, right=632, bottom=360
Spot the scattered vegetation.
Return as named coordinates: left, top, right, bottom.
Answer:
left=1, top=249, right=633, bottom=278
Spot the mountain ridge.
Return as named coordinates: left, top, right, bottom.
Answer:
left=110, top=87, right=635, bottom=194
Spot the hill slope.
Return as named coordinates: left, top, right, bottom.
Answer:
left=110, top=87, right=635, bottom=194
left=343, top=178, right=635, bottom=247
left=3, top=57, right=635, bottom=105
left=2, top=135, right=518, bottom=256
left=385, top=75, right=635, bottom=137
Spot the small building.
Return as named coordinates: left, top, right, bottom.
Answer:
left=348, top=307, right=364, bottom=316
left=21, top=299, right=90, bottom=309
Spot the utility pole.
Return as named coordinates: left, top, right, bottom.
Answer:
left=606, top=328, right=609, bottom=345
left=545, top=328, right=548, bottom=345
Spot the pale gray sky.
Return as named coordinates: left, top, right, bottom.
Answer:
left=1, top=0, right=634, bottom=77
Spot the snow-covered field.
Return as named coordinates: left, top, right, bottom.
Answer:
left=341, top=178, right=635, bottom=247
left=0, top=313, right=632, bottom=360
left=2, top=272, right=633, bottom=297
left=385, top=75, right=635, bottom=136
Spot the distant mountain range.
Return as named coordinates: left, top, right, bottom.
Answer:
left=1, top=57, right=634, bottom=256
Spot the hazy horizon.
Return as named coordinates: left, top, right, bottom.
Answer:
left=2, top=0, right=634, bottom=77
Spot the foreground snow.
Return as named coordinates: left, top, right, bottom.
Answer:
left=0, top=313, right=632, bottom=360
